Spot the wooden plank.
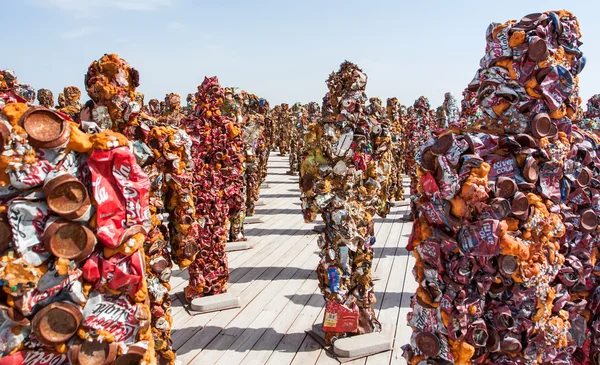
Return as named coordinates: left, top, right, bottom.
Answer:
left=205, top=235, right=320, bottom=365
left=174, top=231, right=317, bottom=363
left=366, top=215, right=412, bottom=365
left=170, top=202, right=313, bottom=345
left=390, top=226, right=416, bottom=365
left=264, top=293, right=325, bottom=365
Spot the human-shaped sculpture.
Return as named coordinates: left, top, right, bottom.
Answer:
left=179, top=76, right=243, bottom=303
left=57, top=86, right=82, bottom=120
left=300, top=61, right=391, bottom=345
left=84, top=53, right=197, bottom=364
left=37, top=88, right=55, bottom=108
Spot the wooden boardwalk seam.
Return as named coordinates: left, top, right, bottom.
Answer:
left=171, top=154, right=415, bottom=365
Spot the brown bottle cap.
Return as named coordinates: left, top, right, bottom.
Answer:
left=44, top=174, right=90, bottom=220
left=420, top=148, right=437, bottom=172
left=414, top=332, right=441, bottom=358
left=19, top=106, right=71, bottom=149
left=431, top=134, right=453, bottom=155
left=580, top=209, right=598, bottom=232
left=495, top=177, right=517, bottom=198
left=0, top=214, right=12, bottom=254
left=547, top=123, right=558, bottom=139
left=113, top=345, right=146, bottom=365
left=528, top=36, right=549, bottom=62
left=531, top=113, right=552, bottom=138
left=511, top=192, right=529, bottom=217
left=486, top=326, right=501, bottom=352
left=576, top=167, right=592, bottom=187
left=522, top=157, right=539, bottom=183
left=151, top=257, right=168, bottom=275
left=489, top=198, right=511, bottom=220
left=0, top=121, right=10, bottom=146
left=182, top=242, right=198, bottom=258
left=43, top=220, right=96, bottom=262
left=499, top=255, right=518, bottom=277
left=489, top=281, right=505, bottom=295
left=120, top=225, right=147, bottom=246
left=32, top=301, right=82, bottom=346
left=497, top=313, right=515, bottom=329
left=500, top=336, right=522, bottom=353
left=558, top=269, right=578, bottom=286
left=515, top=134, right=536, bottom=148
left=69, top=337, right=117, bottom=365
left=536, top=67, right=553, bottom=84
left=521, top=13, right=544, bottom=24
left=471, top=328, right=489, bottom=347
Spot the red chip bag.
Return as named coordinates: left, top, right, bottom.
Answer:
left=88, top=146, right=150, bottom=248
left=82, top=250, right=144, bottom=296
left=322, top=301, right=359, bottom=333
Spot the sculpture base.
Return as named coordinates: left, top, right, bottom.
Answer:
left=307, top=323, right=392, bottom=362
left=333, top=330, right=392, bottom=358
left=189, top=293, right=241, bottom=314
left=245, top=217, right=264, bottom=224
left=226, top=241, right=254, bottom=252
left=313, top=224, right=325, bottom=233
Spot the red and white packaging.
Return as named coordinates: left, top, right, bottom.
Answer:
left=8, top=200, right=52, bottom=266
left=81, top=292, right=143, bottom=344
left=322, top=301, right=359, bottom=333
left=88, top=146, right=150, bottom=248
left=0, top=349, right=70, bottom=365
left=82, top=250, right=144, bottom=296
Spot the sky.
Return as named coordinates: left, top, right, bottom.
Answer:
left=2, top=0, right=599, bottom=108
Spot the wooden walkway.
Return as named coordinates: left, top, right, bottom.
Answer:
left=170, top=153, right=416, bottom=365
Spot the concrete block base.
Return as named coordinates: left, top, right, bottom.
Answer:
left=190, top=293, right=240, bottom=313
left=226, top=241, right=254, bottom=252
left=245, top=217, right=264, bottom=224
left=313, top=224, right=326, bottom=233
left=333, top=331, right=392, bottom=358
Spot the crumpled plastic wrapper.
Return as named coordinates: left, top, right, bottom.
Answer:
left=403, top=10, right=593, bottom=365
left=299, top=61, right=391, bottom=344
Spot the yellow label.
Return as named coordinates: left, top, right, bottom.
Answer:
left=324, top=312, right=338, bottom=327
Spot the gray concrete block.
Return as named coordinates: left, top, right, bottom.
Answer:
left=332, top=330, right=392, bottom=358
left=190, top=293, right=240, bottom=313
left=226, top=241, right=254, bottom=252
left=245, top=217, right=264, bottom=224
left=313, top=224, right=326, bottom=233
left=255, top=201, right=266, bottom=206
